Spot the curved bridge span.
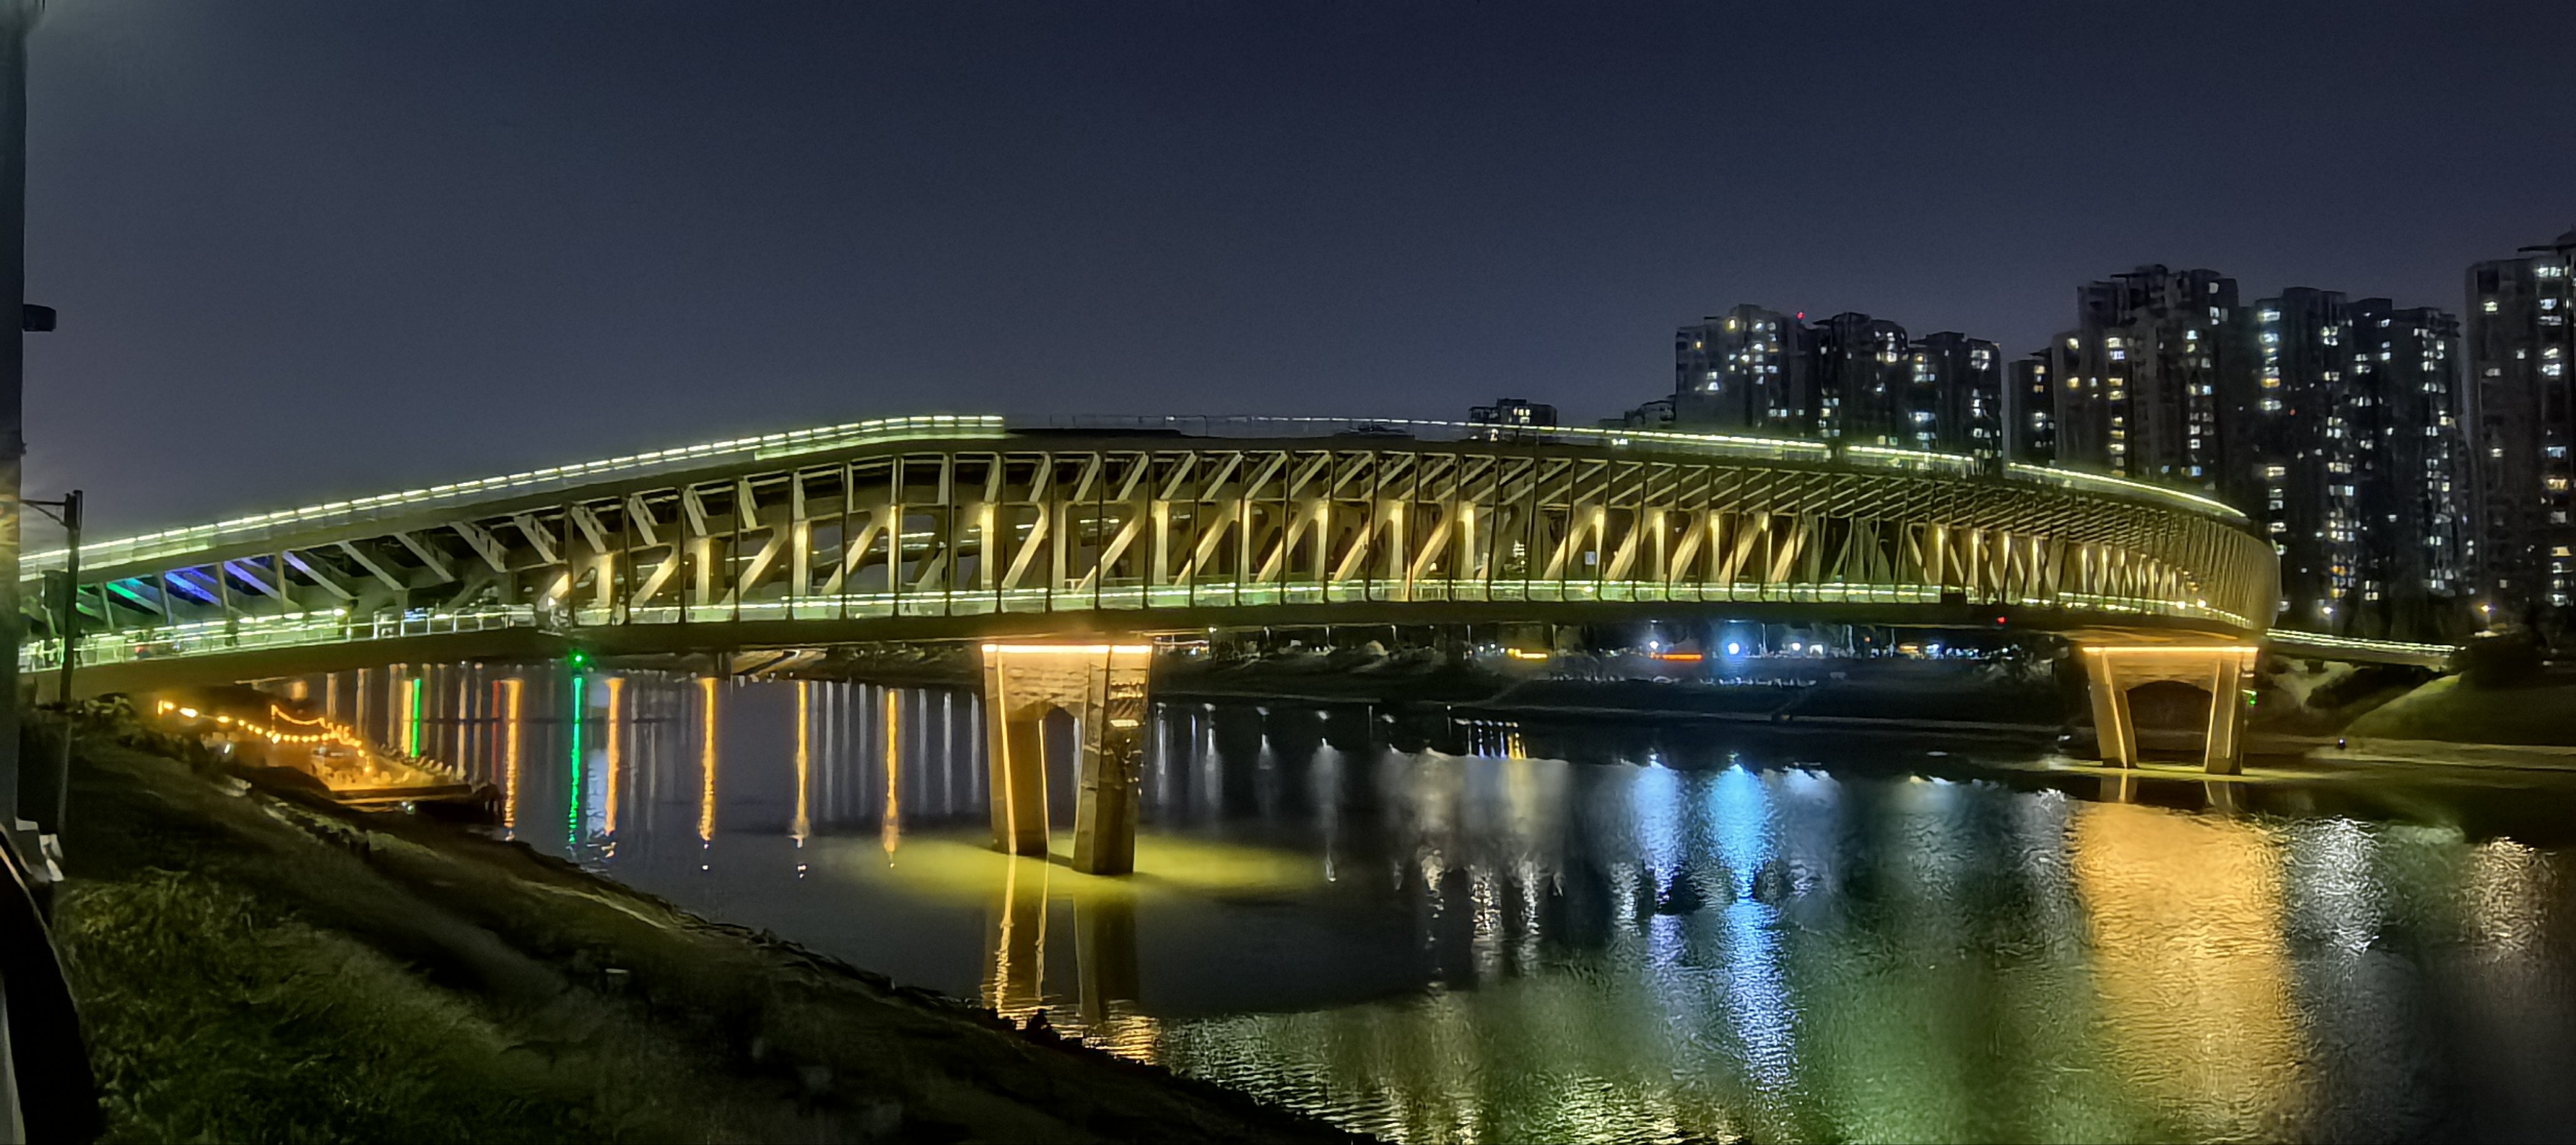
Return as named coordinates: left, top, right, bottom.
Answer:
left=33, top=414, right=2311, bottom=868
left=31, top=413, right=2277, bottom=684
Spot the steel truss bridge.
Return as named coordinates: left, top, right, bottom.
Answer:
left=26, top=413, right=2301, bottom=684
left=26, top=412, right=2475, bottom=866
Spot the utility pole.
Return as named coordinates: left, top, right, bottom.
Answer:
left=0, top=1, right=42, bottom=852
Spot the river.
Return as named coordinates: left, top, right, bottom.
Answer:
left=283, top=662, right=2576, bottom=1143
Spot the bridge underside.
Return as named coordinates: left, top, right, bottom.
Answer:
left=60, top=597, right=2257, bottom=700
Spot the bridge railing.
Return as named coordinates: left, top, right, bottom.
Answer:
left=2002, top=462, right=2249, bottom=525
left=2265, top=628, right=2459, bottom=668
left=1023, top=416, right=2250, bottom=523
left=1016, top=414, right=1842, bottom=463
left=23, top=414, right=1009, bottom=577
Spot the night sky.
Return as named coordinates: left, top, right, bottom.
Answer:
left=25, top=1, right=2576, bottom=537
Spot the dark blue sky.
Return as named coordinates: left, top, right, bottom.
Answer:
left=26, top=1, right=2576, bottom=535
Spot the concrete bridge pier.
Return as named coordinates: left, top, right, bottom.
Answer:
left=978, top=642, right=1153, bottom=874
left=2080, top=643, right=2258, bottom=776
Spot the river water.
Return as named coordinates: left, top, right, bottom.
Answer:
left=292, top=662, right=2576, bottom=1143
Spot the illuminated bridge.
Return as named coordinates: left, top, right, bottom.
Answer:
left=20, top=411, right=2418, bottom=868
left=25, top=413, right=2284, bottom=671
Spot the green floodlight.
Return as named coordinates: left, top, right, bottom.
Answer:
left=569, top=649, right=591, bottom=669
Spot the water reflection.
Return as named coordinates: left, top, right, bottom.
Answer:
left=267, top=664, right=2576, bottom=1143
left=2073, top=805, right=2302, bottom=1136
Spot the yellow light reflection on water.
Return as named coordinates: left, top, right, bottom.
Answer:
left=985, top=851, right=1048, bottom=1024
left=2070, top=800, right=2305, bottom=1133
left=501, top=678, right=523, bottom=831
left=920, top=833, right=1174, bottom=1063
left=792, top=681, right=812, bottom=845
left=859, top=830, right=1324, bottom=905
left=880, top=688, right=901, bottom=859
left=697, top=677, right=719, bottom=842
left=849, top=828, right=1292, bottom=1063
left=394, top=667, right=415, bottom=755
left=603, top=676, right=625, bottom=837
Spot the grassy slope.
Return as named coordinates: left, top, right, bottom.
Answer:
left=61, top=874, right=765, bottom=1144
left=53, top=720, right=1357, bottom=1144
left=2344, top=675, right=2576, bottom=747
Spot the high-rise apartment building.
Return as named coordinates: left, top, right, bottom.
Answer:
left=1911, top=333, right=2004, bottom=457
left=2049, top=266, right=2256, bottom=498
left=2358, top=299, right=2471, bottom=637
left=2247, top=289, right=2469, bottom=639
left=1808, top=313, right=1909, bottom=443
left=1670, top=305, right=1807, bottom=433
left=2467, top=230, right=2576, bottom=628
left=2007, top=351, right=2055, bottom=464
left=2250, top=289, right=2368, bottom=631
left=1467, top=396, right=1559, bottom=442
left=1648, top=307, right=1999, bottom=453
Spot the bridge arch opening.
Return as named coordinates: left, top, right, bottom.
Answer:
left=979, top=643, right=1153, bottom=874
left=1040, top=706, right=1080, bottom=829
left=2123, top=679, right=2219, bottom=737
left=2080, top=644, right=2255, bottom=776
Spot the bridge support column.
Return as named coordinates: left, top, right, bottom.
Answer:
left=978, top=642, right=1153, bottom=873
left=2078, top=643, right=2258, bottom=776
left=2083, top=650, right=2138, bottom=769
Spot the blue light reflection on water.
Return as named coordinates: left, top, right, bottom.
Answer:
left=292, top=664, right=2576, bottom=1144
left=1709, top=766, right=1796, bottom=1105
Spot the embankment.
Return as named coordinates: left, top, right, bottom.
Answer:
left=47, top=709, right=1359, bottom=1144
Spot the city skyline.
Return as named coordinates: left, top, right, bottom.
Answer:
left=1628, top=242, right=2546, bottom=640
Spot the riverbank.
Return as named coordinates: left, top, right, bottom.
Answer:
left=2345, top=673, right=2576, bottom=747
left=1158, top=652, right=2576, bottom=771
left=46, top=708, right=1358, bottom=1144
